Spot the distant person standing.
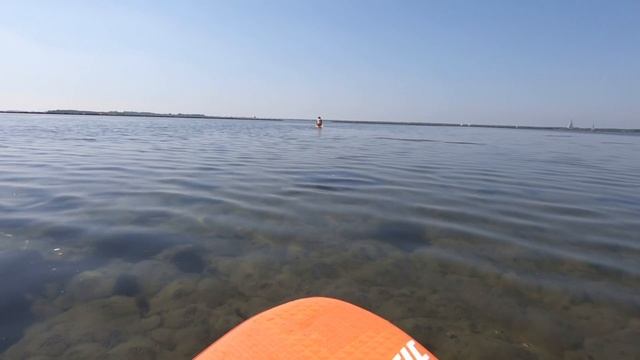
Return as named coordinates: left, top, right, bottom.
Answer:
left=315, top=116, right=323, bottom=128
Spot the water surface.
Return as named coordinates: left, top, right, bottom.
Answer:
left=1, top=114, right=639, bottom=359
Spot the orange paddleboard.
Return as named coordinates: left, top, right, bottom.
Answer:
left=194, top=297, right=438, bottom=360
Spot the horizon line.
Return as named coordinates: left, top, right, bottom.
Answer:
left=1, top=109, right=639, bottom=133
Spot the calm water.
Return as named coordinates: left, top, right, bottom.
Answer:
left=1, top=114, right=639, bottom=359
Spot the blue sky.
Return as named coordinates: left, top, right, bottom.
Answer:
left=1, top=0, right=638, bottom=127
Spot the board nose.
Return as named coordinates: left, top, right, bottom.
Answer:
left=194, top=297, right=438, bottom=360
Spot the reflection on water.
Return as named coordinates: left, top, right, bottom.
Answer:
left=1, top=114, right=639, bottom=359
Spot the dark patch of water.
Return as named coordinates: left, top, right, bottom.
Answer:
left=112, top=274, right=140, bottom=297
left=171, top=248, right=206, bottom=273
left=93, top=232, right=180, bottom=261
left=372, top=221, right=431, bottom=252
left=0, top=250, right=93, bottom=352
left=40, top=224, right=86, bottom=242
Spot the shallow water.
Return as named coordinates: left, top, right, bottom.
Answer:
left=0, top=113, right=639, bottom=359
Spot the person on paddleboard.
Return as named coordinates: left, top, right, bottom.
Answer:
left=315, top=116, right=323, bottom=128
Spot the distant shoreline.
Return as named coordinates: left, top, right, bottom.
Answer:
left=1, top=109, right=638, bottom=134
left=0, top=109, right=284, bottom=122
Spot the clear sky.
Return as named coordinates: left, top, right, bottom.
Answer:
left=1, top=0, right=638, bottom=128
